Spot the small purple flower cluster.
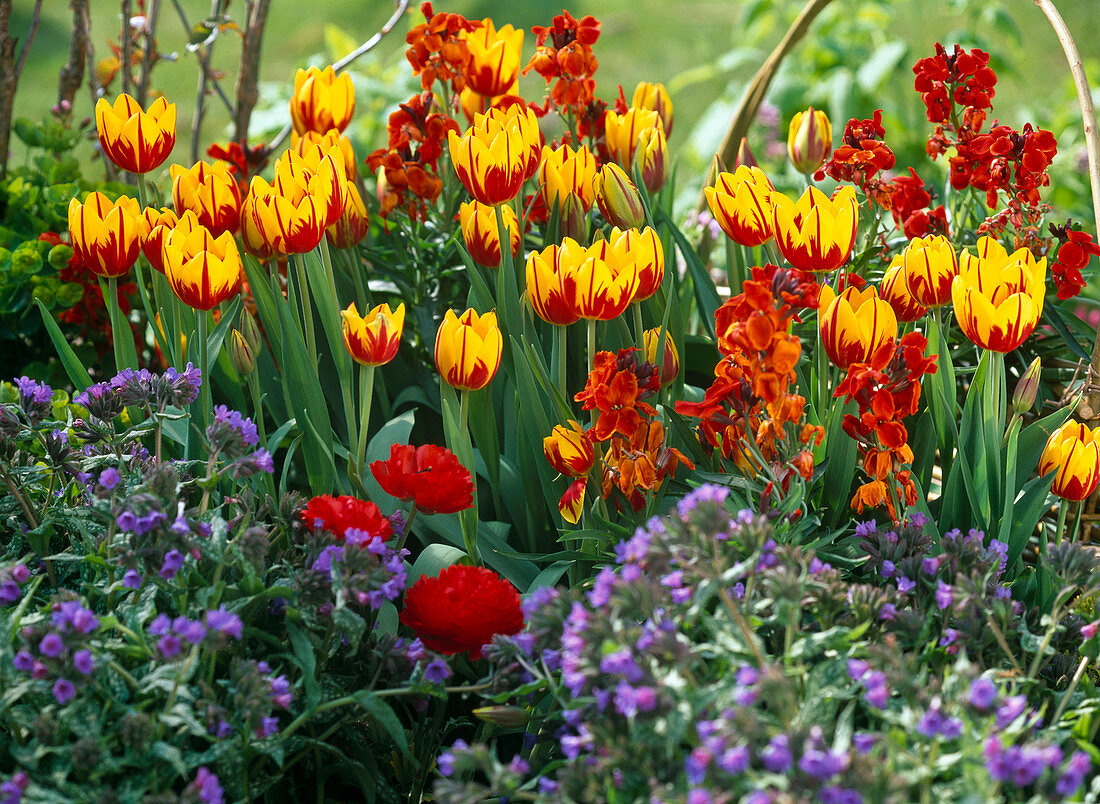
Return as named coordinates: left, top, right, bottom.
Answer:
left=984, top=737, right=1091, bottom=795
left=182, top=766, right=223, bottom=804
left=0, top=772, right=29, bottom=804
left=0, top=563, right=30, bottom=605
left=13, top=376, right=53, bottom=425
left=301, top=530, right=408, bottom=614
left=107, top=363, right=202, bottom=409
left=203, top=659, right=292, bottom=740
left=149, top=606, right=243, bottom=659
left=206, top=405, right=273, bottom=477
left=12, top=599, right=99, bottom=704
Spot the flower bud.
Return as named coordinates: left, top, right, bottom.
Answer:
left=230, top=329, right=256, bottom=376
left=735, top=137, right=758, bottom=169
left=631, top=81, right=673, bottom=136
left=787, top=107, right=832, bottom=175
left=239, top=310, right=262, bottom=354
left=1013, top=356, right=1041, bottom=416
left=593, top=163, right=646, bottom=230
left=473, top=706, right=528, bottom=728
left=643, top=327, right=679, bottom=386
left=558, top=192, right=589, bottom=244
left=635, top=127, right=669, bottom=195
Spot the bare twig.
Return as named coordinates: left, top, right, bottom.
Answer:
left=696, top=0, right=836, bottom=211
left=120, top=0, right=133, bottom=97
left=137, top=0, right=160, bottom=107
left=263, top=0, right=411, bottom=157
left=0, top=0, right=44, bottom=178
left=233, top=0, right=270, bottom=143
left=58, top=0, right=88, bottom=111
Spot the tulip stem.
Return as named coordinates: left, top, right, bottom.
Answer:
left=106, top=276, right=131, bottom=373
left=196, top=309, right=210, bottom=428
left=291, top=254, right=317, bottom=364
left=556, top=324, right=568, bottom=405
left=355, top=364, right=375, bottom=487
left=1055, top=501, right=1068, bottom=546
left=247, top=371, right=275, bottom=496
left=632, top=303, right=644, bottom=352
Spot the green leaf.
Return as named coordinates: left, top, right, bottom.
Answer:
left=351, top=691, right=413, bottom=758
left=359, top=410, right=416, bottom=510
left=1007, top=473, right=1054, bottom=571
left=407, top=543, right=468, bottom=586
left=34, top=298, right=90, bottom=389
left=206, top=295, right=242, bottom=365
left=286, top=620, right=320, bottom=715
left=656, top=207, right=718, bottom=339
left=1016, top=406, right=1074, bottom=489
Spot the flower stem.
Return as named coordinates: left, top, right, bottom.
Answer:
left=355, top=364, right=376, bottom=485
left=556, top=324, right=568, bottom=405
left=292, top=253, right=317, bottom=363
left=632, top=303, right=644, bottom=351
left=196, top=309, right=210, bottom=428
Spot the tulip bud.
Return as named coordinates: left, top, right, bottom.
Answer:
left=558, top=192, right=588, bottom=243
left=735, top=137, right=758, bottom=170
left=473, top=706, right=528, bottom=728
left=239, top=310, right=262, bottom=353
left=787, top=107, right=832, bottom=175
left=631, top=81, right=673, bottom=136
left=593, top=163, right=646, bottom=230
left=635, top=127, right=669, bottom=195
left=1013, top=357, right=1042, bottom=416
left=229, top=329, right=256, bottom=376
left=643, top=327, right=679, bottom=386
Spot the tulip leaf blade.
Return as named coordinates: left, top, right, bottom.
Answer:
left=1014, top=405, right=1074, bottom=489
left=407, top=543, right=468, bottom=587
left=34, top=298, right=91, bottom=390
left=656, top=206, right=719, bottom=339
left=1006, top=471, right=1055, bottom=572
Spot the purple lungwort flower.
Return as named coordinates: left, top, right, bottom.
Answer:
left=52, top=678, right=76, bottom=705
left=424, top=658, right=451, bottom=684
left=760, top=734, right=792, bottom=773
left=191, top=766, right=223, bottom=804
left=934, top=580, right=954, bottom=610
left=968, top=677, right=998, bottom=710
left=38, top=633, right=64, bottom=658
left=73, top=649, right=94, bottom=676
left=159, top=549, right=185, bottom=580
left=205, top=606, right=243, bottom=639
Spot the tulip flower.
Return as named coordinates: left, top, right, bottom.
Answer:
left=448, top=105, right=541, bottom=206
left=704, top=166, right=774, bottom=247
left=592, top=227, right=664, bottom=303
left=67, top=192, right=147, bottom=279
left=634, top=127, right=669, bottom=194
left=1039, top=421, right=1100, bottom=502
left=1012, top=357, right=1041, bottom=416
left=952, top=236, right=1046, bottom=353
left=525, top=240, right=585, bottom=326
left=643, top=327, right=679, bottom=386
left=460, top=201, right=521, bottom=267
left=293, top=128, right=358, bottom=180
left=818, top=284, right=898, bottom=369
left=543, top=420, right=595, bottom=477
left=771, top=185, right=858, bottom=273
left=95, top=94, right=176, bottom=174
left=593, top=163, right=646, bottom=230
left=272, top=149, right=348, bottom=229
left=787, top=106, right=832, bottom=175
left=230, top=329, right=256, bottom=376
left=574, top=246, right=640, bottom=321
left=161, top=211, right=242, bottom=311
left=463, top=19, right=524, bottom=98
left=539, top=143, right=597, bottom=212
left=604, top=107, right=661, bottom=168
left=435, top=308, right=503, bottom=391
left=342, top=302, right=405, bottom=366
left=241, top=175, right=326, bottom=256
left=327, top=183, right=370, bottom=250
left=140, top=207, right=179, bottom=273
left=290, top=66, right=355, bottom=135
left=903, top=235, right=957, bottom=308
left=879, top=255, right=927, bottom=322
left=631, top=81, right=673, bottom=136
left=170, top=161, right=242, bottom=236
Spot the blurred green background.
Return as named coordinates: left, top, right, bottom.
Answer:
left=10, top=0, right=1100, bottom=212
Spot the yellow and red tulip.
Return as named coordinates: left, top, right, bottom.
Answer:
left=704, top=166, right=774, bottom=247
left=573, top=241, right=640, bottom=321
left=95, top=94, right=176, bottom=174
left=818, top=284, right=898, bottom=369
left=539, top=143, right=597, bottom=212
left=604, top=107, right=661, bottom=168
left=787, top=106, right=832, bottom=175
left=593, top=162, right=646, bottom=230
left=952, top=236, right=1046, bottom=353
left=631, top=81, right=673, bottom=136
left=272, top=149, right=348, bottom=229
left=327, top=183, right=370, bottom=250
left=592, top=227, right=664, bottom=303
left=161, top=211, right=242, bottom=311
left=140, top=207, right=179, bottom=274
left=903, top=235, right=957, bottom=308
left=463, top=19, right=524, bottom=98
left=292, top=128, right=358, bottom=181
left=434, top=308, right=504, bottom=391
left=241, top=176, right=326, bottom=257
left=543, top=420, right=595, bottom=477
left=643, top=327, right=679, bottom=386
left=525, top=240, right=586, bottom=327
left=1038, top=420, right=1100, bottom=502
left=170, top=160, right=242, bottom=236
left=342, top=302, right=405, bottom=367
left=634, top=126, right=669, bottom=194
left=771, top=185, right=858, bottom=273
left=558, top=477, right=587, bottom=524
left=448, top=105, right=541, bottom=206
left=460, top=200, right=521, bottom=267
left=290, top=66, right=355, bottom=135
left=67, top=192, right=147, bottom=279
left=879, top=255, right=927, bottom=322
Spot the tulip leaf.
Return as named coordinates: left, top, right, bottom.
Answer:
left=416, top=513, right=538, bottom=591
left=821, top=399, right=858, bottom=526
left=997, top=417, right=1022, bottom=548
left=206, top=296, right=242, bottom=366
left=350, top=692, right=412, bottom=759
left=528, top=560, right=572, bottom=592
left=656, top=206, right=718, bottom=339
left=34, top=298, right=91, bottom=390
left=356, top=410, right=415, bottom=512
left=276, top=293, right=336, bottom=494
left=1042, top=305, right=1089, bottom=361
left=286, top=620, right=320, bottom=715
left=1006, top=473, right=1055, bottom=571
left=407, top=543, right=468, bottom=587
left=1015, top=405, right=1074, bottom=489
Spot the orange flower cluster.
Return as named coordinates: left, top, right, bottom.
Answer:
left=574, top=349, right=693, bottom=512
left=523, top=11, right=601, bottom=113
left=676, top=264, right=822, bottom=492
left=405, top=2, right=480, bottom=93
left=366, top=91, right=459, bottom=219
left=834, top=333, right=938, bottom=522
